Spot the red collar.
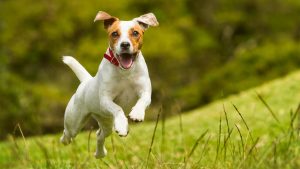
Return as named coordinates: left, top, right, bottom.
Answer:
left=104, top=48, right=119, bottom=67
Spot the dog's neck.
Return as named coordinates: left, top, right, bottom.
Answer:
left=104, top=48, right=119, bottom=67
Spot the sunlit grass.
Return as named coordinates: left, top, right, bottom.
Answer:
left=1, top=70, right=300, bottom=168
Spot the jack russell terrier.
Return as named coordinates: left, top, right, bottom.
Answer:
left=60, top=11, right=158, bottom=158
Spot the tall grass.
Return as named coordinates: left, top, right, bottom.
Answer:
left=2, top=100, right=299, bottom=169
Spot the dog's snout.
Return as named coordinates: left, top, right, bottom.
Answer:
left=120, top=42, right=130, bottom=49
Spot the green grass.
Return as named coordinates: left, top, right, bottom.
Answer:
left=1, top=70, right=300, bottom=169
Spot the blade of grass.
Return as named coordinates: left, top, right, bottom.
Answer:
left=222, top=104, right=233, bottom=162
left=256, top=92, right=280, bottom=123
left=194, top=134, right=212, bottom=167
left=214, top=115, right=222, bottom=164
left=223, top=128, right=233, bottom=149
left=290, top=103, right=300, bottom=130
left=14, top=124, right=29, bottom=155
left=223, top=104, right=230, bottom=134
left=183, top=129, right=209, bottom=168
left=13, top=123, right=28, bottom=149
left=235, top=124, right=245, bottom=158
left=247, top=137, right=259, bottom=157
left=232, top=103, right=258, bottom=160
left=232, top=103, right=254, bottom=142
left=286, top=105, right=300, bottom=150
left=222, top=127, right=233, bottom=161
left=12, top=123, right=32, bottom=167
left=145, top=110, right=161, bottom=169
left=238, top=137, right=260, bottom=168
left=232, top=104, right=250, bottom=131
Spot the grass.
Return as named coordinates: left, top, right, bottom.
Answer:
left=1, top=70, right=300, bottom=168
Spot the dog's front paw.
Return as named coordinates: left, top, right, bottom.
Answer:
left=129, top=106, right=145, bottom=122
left=114, top=114, right=128, bottom=137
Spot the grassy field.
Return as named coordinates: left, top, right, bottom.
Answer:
left=1, top=71, right=300, bottom=169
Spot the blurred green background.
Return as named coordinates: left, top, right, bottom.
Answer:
left=0, top=0, right=300, bottom=139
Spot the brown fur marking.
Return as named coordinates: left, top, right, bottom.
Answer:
left=128, top=24, right=144, bottom=53
left=107, top=21, right=121, bottom=50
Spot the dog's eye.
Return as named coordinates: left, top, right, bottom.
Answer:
left=111, top=31, right=119, bottom=38
left=132, top=31, right=139, bottom=37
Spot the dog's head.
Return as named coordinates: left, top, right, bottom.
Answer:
left=94, top=11, right=159, bottom=69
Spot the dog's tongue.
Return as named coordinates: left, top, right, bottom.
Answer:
left=119, top=54, right=133, bottom=69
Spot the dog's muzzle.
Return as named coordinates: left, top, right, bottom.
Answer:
left=117, top=53, right=137, bottom=69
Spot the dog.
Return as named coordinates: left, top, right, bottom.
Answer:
left=60, top=11, right=158, bottom=158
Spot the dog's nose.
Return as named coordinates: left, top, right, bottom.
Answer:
left=120, top=42, right=130, bottom=50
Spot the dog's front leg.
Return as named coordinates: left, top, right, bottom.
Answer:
left=100, top=97, right=128, bottom=136
left=129, top=92, right=151, bottom=122
left=129, top=79, right=151, bottom=122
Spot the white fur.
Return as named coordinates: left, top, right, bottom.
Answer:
left=115, top=21, right=136, bottom=54
left=60, top=39, right=152, bottom=158
left=63, top=56, right=92, bottom=82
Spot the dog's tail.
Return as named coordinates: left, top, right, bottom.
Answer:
left=62, top=56, right=92, bottom=82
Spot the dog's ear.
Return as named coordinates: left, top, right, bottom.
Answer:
left=94, top=11, right=119, bottom=29
left=133, top=13, right=159, bottom=30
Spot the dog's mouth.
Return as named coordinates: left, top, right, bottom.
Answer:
left=116, top=53, right=137, bottom=69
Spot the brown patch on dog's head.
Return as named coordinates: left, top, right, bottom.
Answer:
left=128, top=24, right=144, bottom=53
left=106, top=21, right=121, bottom=51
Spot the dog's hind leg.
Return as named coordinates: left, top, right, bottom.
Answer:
left=60, top=95, right=90, bottom=145
left=94, top=129, right=107, bottom=158
left=94, top=120, right=113, bottom=158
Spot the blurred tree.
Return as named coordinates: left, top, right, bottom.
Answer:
left=0, top=0, right=300, bottom=138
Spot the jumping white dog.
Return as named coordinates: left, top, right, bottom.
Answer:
left=60, top=11, right=158, bottom=158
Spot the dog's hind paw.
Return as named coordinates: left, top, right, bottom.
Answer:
left=60, top=135, right=71, bottom=145
left=94, top=148, right=107, bottom=159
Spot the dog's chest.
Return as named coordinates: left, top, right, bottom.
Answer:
left=113, top=78, right=139, bottom=113
left=99, top=58, right=147, bottom=114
